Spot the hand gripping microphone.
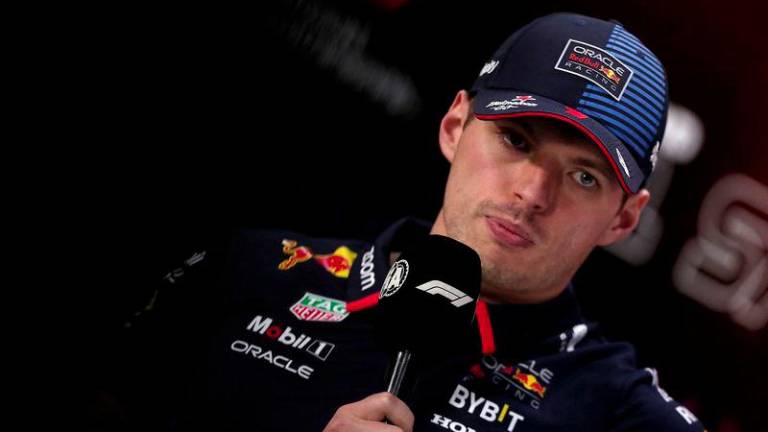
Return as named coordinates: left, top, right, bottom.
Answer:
left=375, top=234, right=481, bottom=402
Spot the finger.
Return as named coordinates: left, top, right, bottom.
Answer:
left=343, top=418, right=408, bottom=432
left=344, top=392, right=414, bottom=430
left=356, top=418, right=409, bottom=432
left=324, top=410, right=407, bottom=432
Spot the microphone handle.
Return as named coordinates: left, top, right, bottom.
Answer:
left=385, top=350, right=412, bottom=396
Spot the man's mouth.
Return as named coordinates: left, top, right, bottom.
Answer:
left=485, top=216, right=535, bottom=248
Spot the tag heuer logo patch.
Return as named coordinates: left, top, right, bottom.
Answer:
left=555, top=39, right=633, bottom=101
left=291, top=292, right=349, bottom=322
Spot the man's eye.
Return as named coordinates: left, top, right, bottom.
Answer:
left=501, top=131, right=528, bottom=151
left=572, top=171, right=598, bottom=188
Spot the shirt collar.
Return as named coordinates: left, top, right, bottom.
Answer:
left=481, top=285, right=586, bottom=358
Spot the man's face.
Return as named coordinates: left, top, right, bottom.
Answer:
left=432, top=91, right=648, bottom=303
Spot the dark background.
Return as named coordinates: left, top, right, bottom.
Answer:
left=60, top=1, right=766, bottom=430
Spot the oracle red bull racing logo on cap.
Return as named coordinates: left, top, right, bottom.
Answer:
left=290, top=292, right=350, bottom=322
left=555, top=39, right=633, bottom=101
left=278, top=239, right=358, bottom=278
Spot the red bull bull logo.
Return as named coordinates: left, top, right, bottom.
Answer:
left=278, top=240, right=358, bottom=279
left=278, top=240, right=313, bottom=270
left=314, top=246, right=357, bottom=278
left=512, top=370, right=547, bottom=398
left=475, top=357, right=553, bottom=409
left=600, top=65, right=621, bottom=84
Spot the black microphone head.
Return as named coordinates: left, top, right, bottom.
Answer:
left=375, top=234, right=482, bottom=358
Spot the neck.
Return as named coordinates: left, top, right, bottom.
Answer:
left=479, top=282, right=568, bottom=304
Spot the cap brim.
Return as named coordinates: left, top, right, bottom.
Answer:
left=473, top=89, right=645, bottom=194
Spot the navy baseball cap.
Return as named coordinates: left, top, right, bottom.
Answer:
left=470, top=12, right=669, bottom=194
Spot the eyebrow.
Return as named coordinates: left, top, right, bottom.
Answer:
left=497, top=118, right=536, bottom=137
left=502, top=118, right=614, bottom=176
left=496, top=118, right=617, bottom=183
left=570, top=156, right=615, bottom=181
left=516, top=119, right=536, bottom=137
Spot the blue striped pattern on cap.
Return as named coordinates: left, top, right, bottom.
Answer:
left=575, top=25, right=667, bottom=160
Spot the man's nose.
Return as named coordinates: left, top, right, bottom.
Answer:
left=508, top=159, right=556, bottom=213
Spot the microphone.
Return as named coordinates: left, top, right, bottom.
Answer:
left=375, top=234, right=481, bottom=402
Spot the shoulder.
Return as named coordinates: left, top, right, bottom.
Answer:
left=562, top=336, right=706, bottom=431
left=231, top=228, right=369, bottom=257
left=228, top=228, right=370, bottom=276
left=580, top=338, right=706, bottom=431
left=147, top=228, right=372, bottom=310
left=609, top=366, right=706, bottom=431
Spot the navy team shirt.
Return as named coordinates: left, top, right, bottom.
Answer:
left=121, top=218, right=706, bottom=431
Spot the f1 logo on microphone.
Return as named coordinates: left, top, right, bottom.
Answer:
left=415, top=281, right=474, bottom=307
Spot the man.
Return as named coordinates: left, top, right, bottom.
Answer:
left=116, top=12, right=705, bottom=432
left=323, top=12, right=704, bottom=431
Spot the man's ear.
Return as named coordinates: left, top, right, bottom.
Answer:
left=596, top=189, right=651, bottom=246
left=439, top=90, right=472, bottom=163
